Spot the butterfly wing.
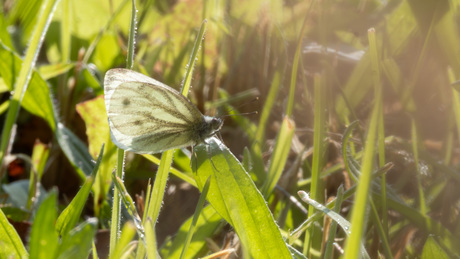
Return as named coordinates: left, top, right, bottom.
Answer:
left=104, top=69, right=204, bottom=153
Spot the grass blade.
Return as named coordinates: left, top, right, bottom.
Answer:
left=56, top=144, right=104, bottom=236
left=0, top=0, right=60, bottom=165
left=180, top=177, right=211, bottom=259
left=262, top=116, right=295, bottom=196
left=343, top=28, right=381, bottom=259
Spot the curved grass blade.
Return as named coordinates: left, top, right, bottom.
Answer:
left=56, top=144, right=104, bottom=236
left=298, top=191, right=370, bottom=259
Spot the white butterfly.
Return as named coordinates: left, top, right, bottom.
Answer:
left=104, top=68, right=223, bottom=154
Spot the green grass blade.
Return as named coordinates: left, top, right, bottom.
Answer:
left=0, top=0, right=60, bottom=165
left=126, top=0, right=137, bottom=69
left=143, top=149, right=174, bottom=223
left=143, top=154, right=197, bottom=188
left=299, top=190, right=352, bottom=237
left=286, top=15, right=308, bottom=117
left=343, top=27, right=382, bottom=259
left=373, top=192, right=460, bottom=254
left=0, top=208, right=28, bottom=258
left=411, top=119, right=427, bottom=213
left=144, top=218, right=158, bottom=259
left=56, top=144, right=104, bottom=236
left=165, top=205, right=222, bottom=258
left=252, top=71, right=282, bottom=182
left=181, top=19, right=207, bottom=96
left=323, top=185, right=344, bottom=259
left=27, top=141, right=50, bottom=209
left=304, top=73, right=327, bottom=257
left=289, top=163, right=393, bottom=244
left=262, top=116, right=295, bottom=196
left=140, top=20, right=208, bottom=259
left=111, top=0, right=137, bottom=254
left=368, top=198, right=393, bottom=259
left=180, top=177, right=211, bottom=259
left=109, top=222, right=137, bottom=259
left=341, top=121, right=360, bottom=183
left=112, top=172, right=143, bottom=236
left=449, top=70, right=460, bottom=156
left=299, top=190, right=370, bottom=259
left=193, top=137, right=291, bottom=258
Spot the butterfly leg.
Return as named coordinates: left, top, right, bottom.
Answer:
left=191, top=146, right=198, bottom=173
left=205, top=143, right=220, bottom=172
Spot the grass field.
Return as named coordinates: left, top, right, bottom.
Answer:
left=0, top=0, right=459, bottom=258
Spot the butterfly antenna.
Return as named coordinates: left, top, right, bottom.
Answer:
left=220, top=111, right=258, bottom=119
left=224, top=97, right=259, bottom=113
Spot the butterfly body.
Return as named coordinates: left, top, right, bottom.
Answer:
left=104, top=68, right=223, bottom=154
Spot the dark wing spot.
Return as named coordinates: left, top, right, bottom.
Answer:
left=123, top=98, right=130, bottom=106
left=134, top=120, right=143, bottom=126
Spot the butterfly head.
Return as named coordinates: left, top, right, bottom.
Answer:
left=198, top=116, right=223, bottom=142
left=205, top=116, right=223, bottom=134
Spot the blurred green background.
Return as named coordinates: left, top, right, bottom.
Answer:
left=1, top=0, right=460, bottom=258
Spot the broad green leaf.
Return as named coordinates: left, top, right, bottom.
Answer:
left=421, top=236, right=449, bottom=259
left=0, top=14, right=13, bottom=49
left=53, top=0, right=131, bottom=41
left=29, top=190, right=59, bottom=259
left=56, top=218, right=98, bottom=259
left=7, top=0, right=43, bottom=44
left=37, top=63, right=74, bottom=80
left=55, top=122, right=95, bottom=179
left=0, top=208, right=28, bottom=258
left=0, top=42, right=56, bottom=130
left=193, top=137, right=291, bottom=258
left=93, top=34, right=123, bottom=71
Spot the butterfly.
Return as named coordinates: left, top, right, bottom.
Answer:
left=104, top=68, right=223, bottom=154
